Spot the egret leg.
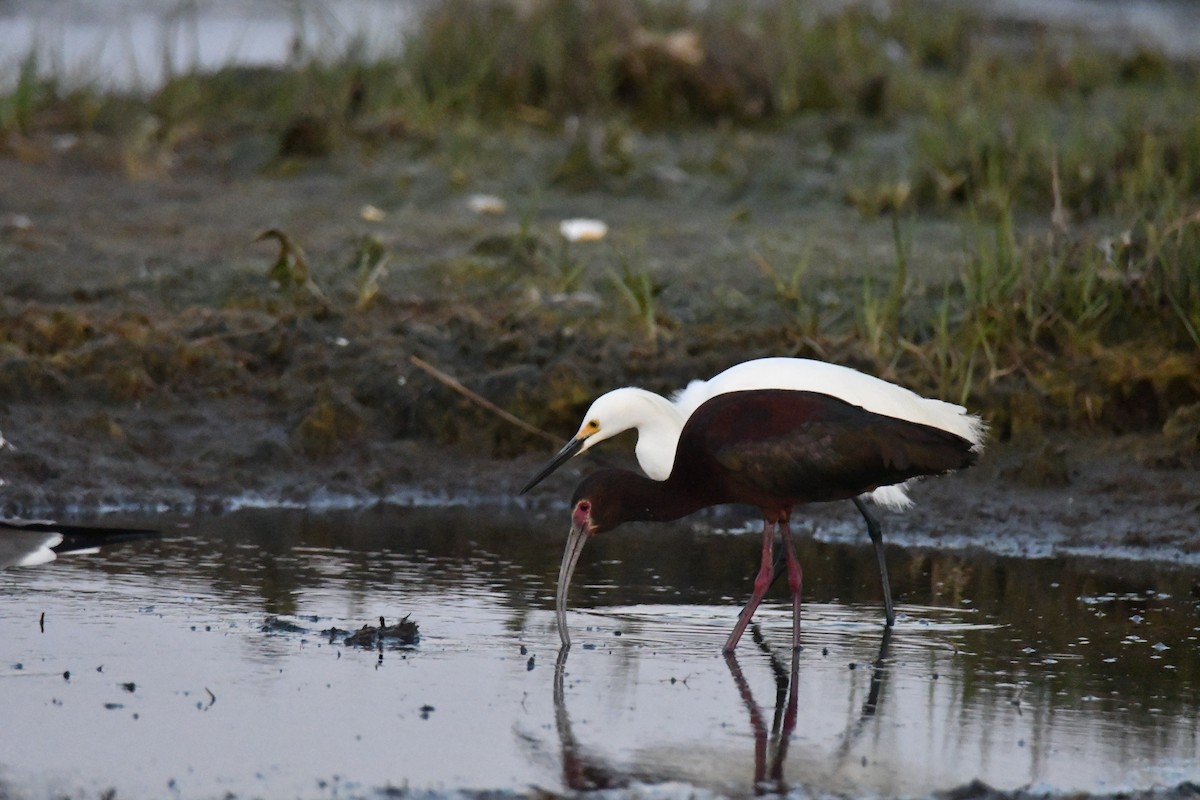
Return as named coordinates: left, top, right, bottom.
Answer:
left=777, top=519, right=804, bottom=651
left=853, top=496, right=896, bottom=627
left=724, top=519, right=776, bottom=653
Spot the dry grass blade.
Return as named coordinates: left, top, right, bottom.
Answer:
left=408, top=355, right=560, bottom=445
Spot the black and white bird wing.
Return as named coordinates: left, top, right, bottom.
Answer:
left=0, top=519, right=159, bottom=569
left=0, top=526, right=64, bottom=569
left=687, top=389, right=977, bottom=504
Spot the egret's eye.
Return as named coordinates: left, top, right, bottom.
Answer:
left=584, top=420, right=599, bottom=432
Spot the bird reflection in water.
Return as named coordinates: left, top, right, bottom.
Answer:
left=724, top=626, right=801, bottom=795
left=552, top=646, right=630, bottom=792
left=550, top=625, right=894, bottom=794
left=834, top=626, right=893, bottom=759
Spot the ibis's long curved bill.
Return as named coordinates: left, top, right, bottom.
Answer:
left=555, top=519, right=591, bottom=648
left=520, top=436, right=585, bottom=495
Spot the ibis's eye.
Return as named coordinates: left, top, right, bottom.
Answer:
left=578, top=500, right=591, bottom=514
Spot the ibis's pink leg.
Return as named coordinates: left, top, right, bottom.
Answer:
left=777, top=519, right=804, bottom=650
left=724, top=518, right=776, bottom=653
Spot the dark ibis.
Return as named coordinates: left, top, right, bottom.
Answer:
left=554, top=389, right=979, bottom=652
left=522, top=357, right=986, bottom=625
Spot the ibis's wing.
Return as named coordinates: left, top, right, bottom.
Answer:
left=686, top=390, right=975, bottom=501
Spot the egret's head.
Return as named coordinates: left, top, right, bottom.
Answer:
left=574, top=390, right=642, bottom=452
left=519, top=389, right=644, bottom=494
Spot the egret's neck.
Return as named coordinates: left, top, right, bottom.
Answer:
left=625, top=390, right=685, bottom=481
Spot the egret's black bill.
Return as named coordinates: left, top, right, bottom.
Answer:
left=519, top=437, right=584, bottom=494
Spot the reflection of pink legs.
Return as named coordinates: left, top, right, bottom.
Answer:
left=724, top=637, right=803, bottom=794
left=723, top=652, right=769, bottom=789
left=778, top=518, right=803, bottom=651
left=723, top=518, right=776, bottom=653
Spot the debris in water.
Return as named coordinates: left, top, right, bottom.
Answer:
left=342, top=615, right=420, bottom=648
left=261, top=616, right=309, bottom=634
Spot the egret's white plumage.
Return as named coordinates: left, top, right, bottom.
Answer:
left=568, top=357, right=986, bottom=510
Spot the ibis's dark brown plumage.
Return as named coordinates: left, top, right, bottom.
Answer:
left=556, top=389, right=978, bottom=652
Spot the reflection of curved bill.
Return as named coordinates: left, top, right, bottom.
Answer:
left=0, top=519, right=159, bottom=570
left=553, top=645, right=628, bottom=792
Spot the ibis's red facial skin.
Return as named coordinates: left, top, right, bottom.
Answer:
left=571, top=500, right=595, bottom=536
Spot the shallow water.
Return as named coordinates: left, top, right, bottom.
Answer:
left=0, top=0, right=418, bottom=89
left=2, top=507, right=1198, bottom=799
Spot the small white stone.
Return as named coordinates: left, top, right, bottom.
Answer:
left=467, top=194, right=507, bottom=215
left=559, top=218, right=608, bottom=242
